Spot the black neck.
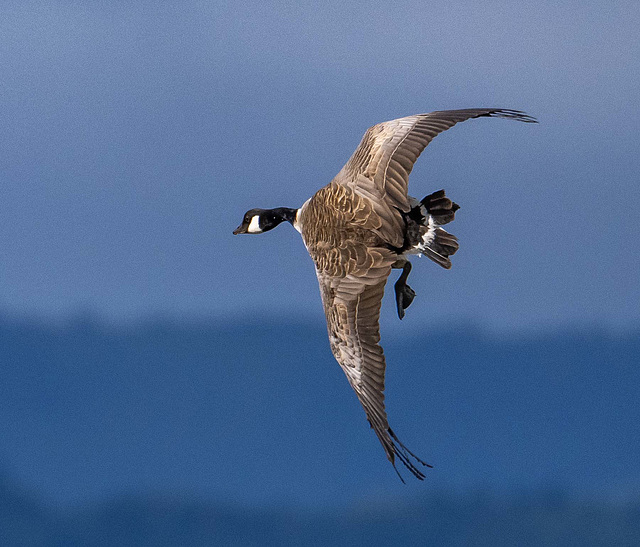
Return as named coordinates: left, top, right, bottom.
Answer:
left=271, top=207, right=297, bottom=225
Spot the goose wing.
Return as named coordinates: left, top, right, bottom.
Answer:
left=333, top=108, right=536, bottom=247
left=314, top=249, right=429, bottom=480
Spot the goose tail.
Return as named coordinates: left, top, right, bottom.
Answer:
left=416, top=190, right=460, bottom=269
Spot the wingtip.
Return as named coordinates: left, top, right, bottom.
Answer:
left=392, top=463, right=408, bottom=484
left=487, top=109, right=538, bottom=124
left=387, top=428, right=431, bottom=482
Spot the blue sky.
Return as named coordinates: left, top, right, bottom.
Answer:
left=1, top=1, right=639, bottom=331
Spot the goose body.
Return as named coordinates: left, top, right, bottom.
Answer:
left=233, top=108, right=536, bottom=480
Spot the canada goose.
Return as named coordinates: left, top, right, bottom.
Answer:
left=233, top=108, right=536, bottom=481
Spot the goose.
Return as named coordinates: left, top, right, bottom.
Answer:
left=233, top=108, right=537, bottom=481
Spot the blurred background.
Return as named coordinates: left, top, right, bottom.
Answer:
left=1, top=1, right=639, bottom=544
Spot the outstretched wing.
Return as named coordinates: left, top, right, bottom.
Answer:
left=333, top=108, right=536, bottom=247
left=314, top=250, right=430, bottom=480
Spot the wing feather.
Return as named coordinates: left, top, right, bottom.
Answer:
left=333, top=108, right=536, bottom=247
left=315, top=252, right=430, bottom=480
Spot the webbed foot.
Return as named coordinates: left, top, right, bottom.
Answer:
left=394, top=261, right=415, bottom=320
left=395, top=283, right=416, bottom=320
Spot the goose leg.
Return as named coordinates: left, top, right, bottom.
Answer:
left=394, top=261, right=415, bottom=320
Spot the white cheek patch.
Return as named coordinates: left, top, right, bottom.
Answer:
left=247, top=215, right=262, bottom=233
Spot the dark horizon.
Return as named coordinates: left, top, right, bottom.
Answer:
left=2, top=315, right=638, bottom=510
left=2, top=315, right=639, bottom=544
left=2, top=471, right=639, bottom=546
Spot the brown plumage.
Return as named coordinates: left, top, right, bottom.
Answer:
left=234, top=108, right=536, bottom=480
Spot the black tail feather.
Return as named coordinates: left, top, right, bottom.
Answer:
left=421, top=189, right=460, bottom=226
left=423, top=227, right=459, bottom=269
left=415, top=189, right=460, bottom=269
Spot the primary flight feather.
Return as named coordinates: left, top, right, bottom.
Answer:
left=233, top=108, right=537, bottom=480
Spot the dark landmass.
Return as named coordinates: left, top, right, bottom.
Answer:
left=1, top=315, right=639, bottom=544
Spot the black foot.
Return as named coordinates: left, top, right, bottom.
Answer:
left=394, top=262, right=415, bottom=320
left=395, top=283, right=415, bottom=320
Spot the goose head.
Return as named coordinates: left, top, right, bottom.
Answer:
left=233, top=207, right=297, bottom=235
